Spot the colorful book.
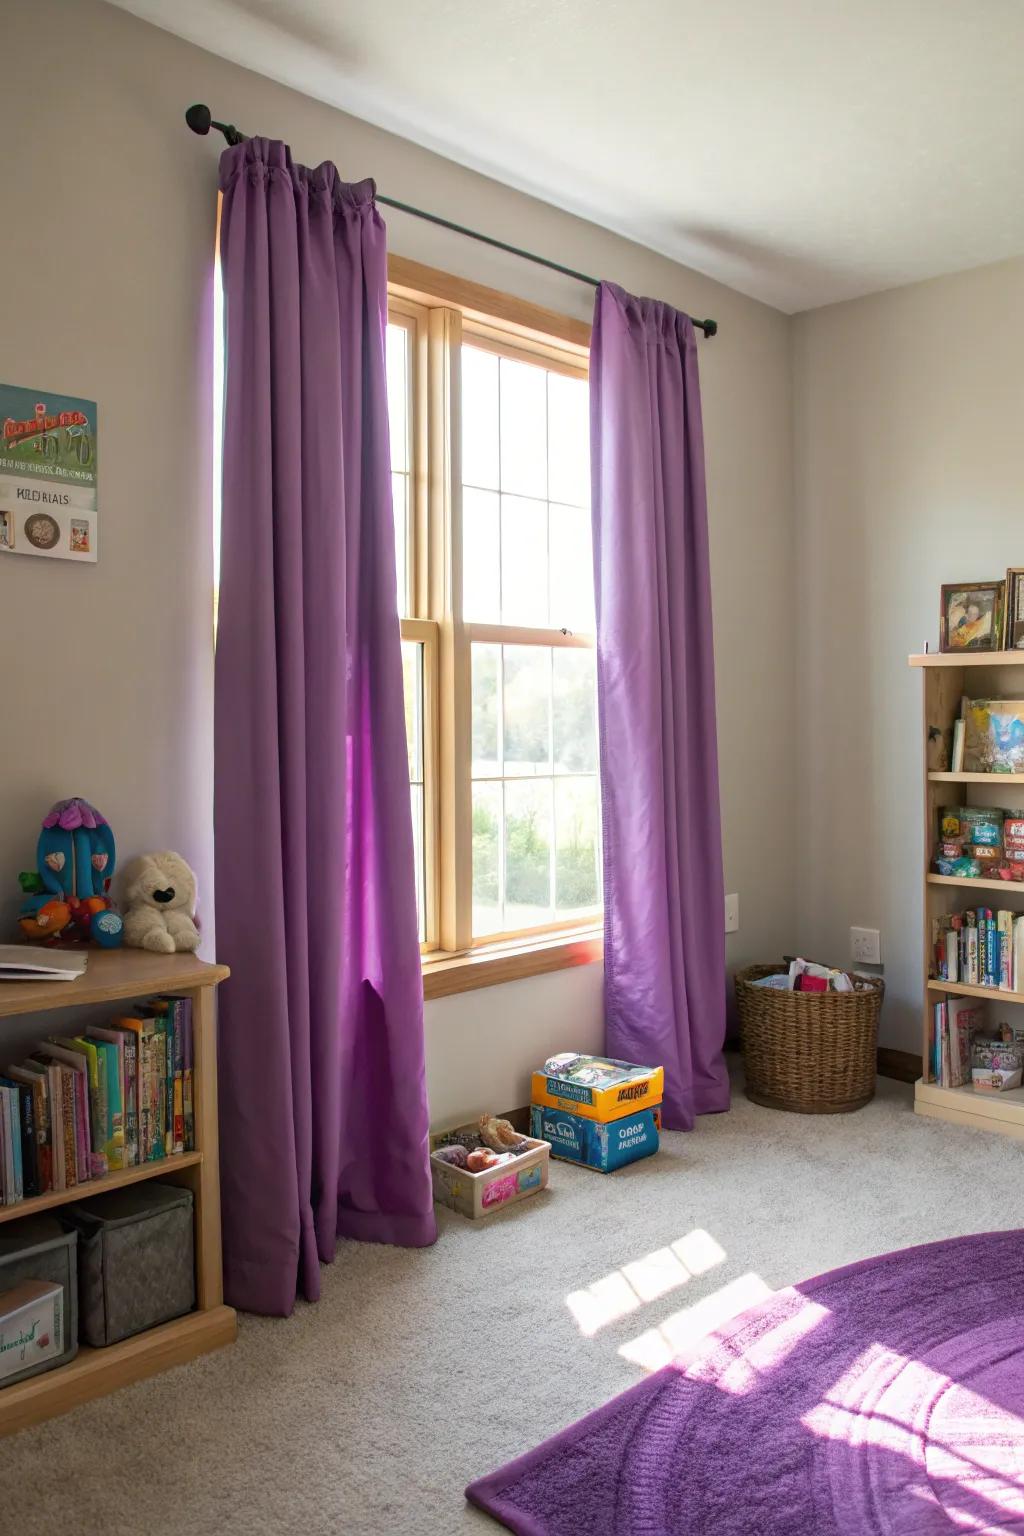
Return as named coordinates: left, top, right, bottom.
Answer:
left=112, top=1015, right=147, bottom=1167
left=159, top=996, right=188, bottom=1155
left=5, top=1066, right=51, bottom=1195
left=0, top=1081, right=23, bottom=1198
left=182, top=1005, right=194, bottom=1153
left=946, top=998, right=984, bottom=1088
left=59, top=1068, right=77, bottom=1187
left=85, top=1030, right=125, bottom=1171
left=55, top=1036, right=105, bottom=1172
left=0, top=1087, right=15, bottom=1204
left=39, top=1046, right=92, bottom=1182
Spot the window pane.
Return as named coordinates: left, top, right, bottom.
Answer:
left=555, top=777, right=599, bottom=915
left=386, top=324, right=409, bottom=475
left=472, top=781, right=502, bottom=937
left=501, top=494, right=548, bottom=626
left=392, top=471, right=409, bottom=619
left=505, top=779, right=553, bottom=928
left=503, top=645, right=551, bottom=777
left=401, top=639, right=426, bottom=943
left=499, top=356, right=547, bottom=499
left=411, top=782, right=425, bottom=943
left=462, top=487, right=501, bottom=622
left=547, top=371, right=589, bottom=507
left=548, top=502, right=594, bottom=633
left=462, top=346, right=499, bottom=490
left=472, top=643, right=500, bottom=777
left=553, top=648, right=597, bottom=774
left=401, top=639, right=423, bottom=781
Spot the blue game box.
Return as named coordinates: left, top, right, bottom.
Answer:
left=529, top=1102, right=660, bottom=1173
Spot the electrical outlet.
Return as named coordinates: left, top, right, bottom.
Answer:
left=850, top=926, right=881, bottom=965
left=724, top=893, right=739, bottom=934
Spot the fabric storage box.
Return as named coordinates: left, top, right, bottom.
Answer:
left=530, top=1102, right=661, bottom=1173
left=60, top=1182, right=194, bottom=1346
left=429, top=1126, right=550, bottom=1220
left=531, top=1054, right=664, bottom=1123
left=0, top=1214, right=77, bottom=1387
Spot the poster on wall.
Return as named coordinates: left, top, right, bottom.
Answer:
left=0, top=383, right=98, bottom=563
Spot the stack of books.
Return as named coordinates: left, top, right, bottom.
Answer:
left=932, top=909, right=1024, bottom=992
left=0, top=996, right=194, bottom=1207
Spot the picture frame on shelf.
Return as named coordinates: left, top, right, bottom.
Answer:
left=939, top=580, right=1006, bottom=653
left=1004, top=568, right=1024, bottom=651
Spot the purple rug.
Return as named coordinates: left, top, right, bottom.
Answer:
left=467, top=1231, right=1024, bottom=1534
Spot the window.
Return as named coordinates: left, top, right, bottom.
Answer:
left=387, top=281, right=599, bottom=960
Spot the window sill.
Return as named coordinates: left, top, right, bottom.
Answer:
left=422, top=927, right=603, bottom=1000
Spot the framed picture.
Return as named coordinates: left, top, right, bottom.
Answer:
left=1005, top=568, right=1024, bottom=651
left=940, top=580, right=1006, bottom=653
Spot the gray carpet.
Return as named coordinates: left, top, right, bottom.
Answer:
left=2, top=1068, right=1023, bottom=1536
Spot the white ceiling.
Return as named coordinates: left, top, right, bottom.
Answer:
left=111, top=0, right=1024, bottom=312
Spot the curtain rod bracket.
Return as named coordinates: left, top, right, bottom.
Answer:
left=184, top=105, right=719, bottom=337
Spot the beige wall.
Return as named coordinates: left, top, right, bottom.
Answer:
left=1, top=0, right=796, bottom=1120
left=793, top=256, right=1024, bottom=1053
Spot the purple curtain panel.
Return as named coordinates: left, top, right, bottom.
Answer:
left=215, top=139, right=436, bottom=1317
left=590, top=283, right=730, bottom=1130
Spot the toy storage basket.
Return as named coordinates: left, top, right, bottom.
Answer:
left=734, top=964, right=884, bottom=1114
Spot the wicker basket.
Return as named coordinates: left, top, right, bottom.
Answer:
left=734, top=964, right=883, bottom=1114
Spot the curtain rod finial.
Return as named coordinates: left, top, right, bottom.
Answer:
left=701, top=318, right=718, bottom=338
left=185, top=103, right=212, bottom=136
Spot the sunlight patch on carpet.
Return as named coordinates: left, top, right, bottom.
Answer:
left=565, top=1229, right=726, bottom=1337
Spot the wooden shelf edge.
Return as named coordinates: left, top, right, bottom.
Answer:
left=928, top=771, right=1024, bottom=783
left=926, top=978, right=1024, bottom=1003
left=910, top=652, right=1024, bottom=668
left=926, top=874, right=1024, bottom=893
left=0, top=950, right=229, bottom=1020
left=0, top=1151, right=202, bottom=1226
left=0, top=1304, right=236, bottom=1436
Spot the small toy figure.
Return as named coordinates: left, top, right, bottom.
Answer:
left=18, top=797, right=123, bottom=946
left=122, top=851, right=200, bottom=954
left=478, top=1115, right=530, bottom=1156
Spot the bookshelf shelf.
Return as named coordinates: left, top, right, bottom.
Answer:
left=0, top=1151, right=202, bottom=1226
left=926, top=978, right=1024, bottom=1004
left=909, top=652, right=1024, bottom=668
left=913, top=652, right=1024, bottom=1139
left=928, top=771, right=1024, bottom=784
left=0, top=950, right=235, bottom=1434
left=926, top=873, right=1024, bottom=893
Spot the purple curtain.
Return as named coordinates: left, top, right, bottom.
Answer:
left=214, top=139, right=436, bottom=1317
left=590, top=283, right=730, bottom=1130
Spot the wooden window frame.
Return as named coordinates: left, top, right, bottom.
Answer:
left=388, top=259, right=603, bottom=996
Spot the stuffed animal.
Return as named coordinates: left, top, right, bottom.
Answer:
left=18, top=797, right=122, bottom=946
left=478, top=1115, right=530, bottom=1156
left=123, top=851, right=200, bottom=954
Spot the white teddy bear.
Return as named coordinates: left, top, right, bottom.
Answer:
left=122, top=851, right=200, bottom=954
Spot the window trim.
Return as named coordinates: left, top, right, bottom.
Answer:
left=388, top=260, right=600, bottom=990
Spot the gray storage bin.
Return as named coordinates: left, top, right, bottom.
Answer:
left=0, top=1215, right=78, bottom=1387
left=61, top=1182, right=195, bottom=1347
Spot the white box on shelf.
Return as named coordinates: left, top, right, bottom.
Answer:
left=0, top=1279, right=63, bottom=1384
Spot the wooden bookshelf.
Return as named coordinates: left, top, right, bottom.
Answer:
left=0, top=950, right=236, bottom=1433
left=911, top=651, right=1024, bottom=1139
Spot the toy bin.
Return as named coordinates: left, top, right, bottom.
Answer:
left=0, top=1215, right=78, bottom=1388
left=60, top=1182, right=195, bottom=1346
left=530, top=1102, right=661, bottom=1173
left=429, top=1125, right=550, bottom=1220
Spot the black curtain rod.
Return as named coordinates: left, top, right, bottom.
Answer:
left=185, top=105, right=718, bottom=338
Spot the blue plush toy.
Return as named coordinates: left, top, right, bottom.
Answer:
left=18, top=797, right=123, bottom=946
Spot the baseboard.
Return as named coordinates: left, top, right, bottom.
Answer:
left=876, top=1047, right=920, bottom=1084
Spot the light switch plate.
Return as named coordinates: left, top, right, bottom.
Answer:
left=724, top=893, right=739, bottom=934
